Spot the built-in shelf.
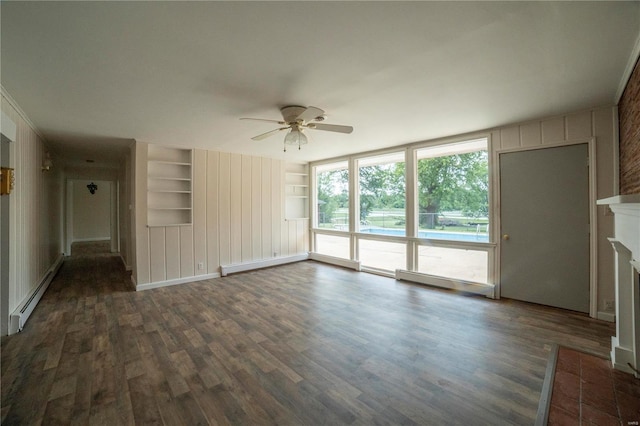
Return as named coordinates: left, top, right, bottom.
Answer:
left=147, top=145, right=193, bottom=227
left=285, top=166, right=309, bottom=220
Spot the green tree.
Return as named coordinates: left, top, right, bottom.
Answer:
left=317, top=169, right=348, bottom=225
left=417, top=151, right=488, bottom=228
left=359, top=163, right=405, bottom=221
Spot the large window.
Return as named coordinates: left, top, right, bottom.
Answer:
left=310, top=136, right=492, bottom=285
left=416, top=139, right=488, bottom=242
left=417, top=245, right=488, bottom=283
left=315, top=234, right=350, bottom=259
left=358, top=152, right=405, bottom=236
left=315, top=161, right=349, bottom=231
left=359, top=239, right=406, bottom=272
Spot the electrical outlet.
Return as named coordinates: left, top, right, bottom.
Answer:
left=197, top=262, right=204, bottom=270
left=273, top=252, right=278, bottom=257
left=604, top=299, right=614, bottom=311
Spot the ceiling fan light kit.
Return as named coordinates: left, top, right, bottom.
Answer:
left=283, top=126, right=308, bottom=151
left=240, top=105, right=353, bottom=151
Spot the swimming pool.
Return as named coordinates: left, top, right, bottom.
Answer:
left=359, top=227, right=489, bottom=242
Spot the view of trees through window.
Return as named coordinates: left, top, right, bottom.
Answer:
left=315, top=139, right=489, bottom=243
left=316, top=162, right=349, bottom=229
left=358, top=153, right=406, bottom=235
left=417, top=139, right=489, bottom=242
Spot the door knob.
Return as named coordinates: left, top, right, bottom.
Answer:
left=502, top=234, right=510, bottom=240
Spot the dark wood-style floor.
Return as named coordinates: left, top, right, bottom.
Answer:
left=1, top=243, right=615, bottom=425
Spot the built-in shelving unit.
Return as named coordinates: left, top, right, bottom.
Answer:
left=285, top=164, right=309, bottom=220
left=147, top=145, right=193, bottom=227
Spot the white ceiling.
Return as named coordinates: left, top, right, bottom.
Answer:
left=1, top=1, right=639, bottom=167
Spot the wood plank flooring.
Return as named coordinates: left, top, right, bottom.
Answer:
left=1, top=246, right=614, bottom=425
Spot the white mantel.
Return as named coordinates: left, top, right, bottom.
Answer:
left=597, top=194, right=640, bottom=377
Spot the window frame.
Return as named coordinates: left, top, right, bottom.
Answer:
left=309, top=133, right=496, bottom=286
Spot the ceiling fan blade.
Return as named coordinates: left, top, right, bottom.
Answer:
left=296, top=106, right=325, bottom=123
left=240, top=118, right=286, bottom=124
left=251, top=127, right=289, bottom=141
left=307, top=123, right=354, bottom=134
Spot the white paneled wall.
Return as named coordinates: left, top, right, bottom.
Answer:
left=1, top=92, right=63, bottom=318
left=134, top=143, right=308, bottom=287
left=491, top=107, right=617, bottom=316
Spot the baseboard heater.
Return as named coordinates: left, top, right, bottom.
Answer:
left=9, top=254, right=64, bottom=334
left=395, top=269, right=495, bottom=298
left=220, top=253, right=309, bottom=276
left=308, top=252, right=361, bottom=271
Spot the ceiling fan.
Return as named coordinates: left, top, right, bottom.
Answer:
left=240, top=106, right=354, bottom=151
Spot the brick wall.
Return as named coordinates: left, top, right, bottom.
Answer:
left=619, top=56, right=640, bottom=195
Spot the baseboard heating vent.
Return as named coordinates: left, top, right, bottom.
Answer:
left=221, top=253, right=309, bottom=276
left=9, top=254, right=64, bottom=334
left=308, top=252, right=360, bottom=271
left=395, top=269, right=495, bottom=298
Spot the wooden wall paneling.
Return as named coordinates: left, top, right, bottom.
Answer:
left=566, top=111, right=592, bottom=140
left=28, top=126, right=36, bottom=294
left=272, top=160, right=283, bottom=257
left=593, top=108, right=617, bottom=313
left=278, top=163, right=288, bottom=256
left=206, top=151, right=220, bottom=274
left=180, top=226, right=194, bottom=278
left=288, top=220, right=297, bottom=255
left=193, top=150, right=207, bottom=275
left=230, top=154, right=242, bottom=264
left=135, top=142, right=150, bottom=285
left=18, top=120, right=36, bottom=304
left=303, top=219, right=309, bottom=253
left=251, top=157, right=262, bottom=260
left=218, top=152, right=231, bottom=267
left=593, top=108, right=616, bottom=198
left=149, top=227, right=166, bottom=283
left=261, top=158, right=272, bottom=259
left=296, top=219, right=306, bottom=253
left=241, top=155, right=252, bottom=263
left=165, top=226, right=180, bottom=280
left=541, top=117, right=565, bottom=143
left=519, top=122, right=541, bottom=147
left=499, top=126, right=520, bottom=149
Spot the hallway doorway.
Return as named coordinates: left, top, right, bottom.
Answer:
left=66, top=180, right=118, bottom=255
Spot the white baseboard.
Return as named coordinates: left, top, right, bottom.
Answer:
left=220, top=253, right=309, bottom=276
left=72, top=237, right=111, bottom=242
left=597, top=311, right=616, bottom=323
left=135, top=272, right=221, bottom=291
left=9, top=253, right=64, bottom=334
left=120, top=255, right=132, bottom=271
left=308, top=252, right=361, bottom=271
left=395, top=269, right=495, bottom=298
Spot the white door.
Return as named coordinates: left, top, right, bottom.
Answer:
left=500, top=144, right=590, bottom=313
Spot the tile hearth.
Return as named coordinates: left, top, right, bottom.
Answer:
left=548, top=347, right=640, bottom=425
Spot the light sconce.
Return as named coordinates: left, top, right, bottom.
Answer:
left=87, top=182, right=98, bottom=194
left=283, top=125, right=308, bottom=152
left=41, top=152, right=53, bottom=172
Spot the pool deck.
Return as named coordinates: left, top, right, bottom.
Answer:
left=315, top=232, right=489, bottom=283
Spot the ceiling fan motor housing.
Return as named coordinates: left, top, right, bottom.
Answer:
left=280, top=106, right=307, bottom=123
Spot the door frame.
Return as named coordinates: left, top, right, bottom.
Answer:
left=493, top=138, right=598, bottom=318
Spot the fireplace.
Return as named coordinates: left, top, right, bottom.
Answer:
left=597, top=194, right=640, bottom=377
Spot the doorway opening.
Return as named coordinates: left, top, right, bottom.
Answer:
left=66, top=179, right=119, bottom=256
